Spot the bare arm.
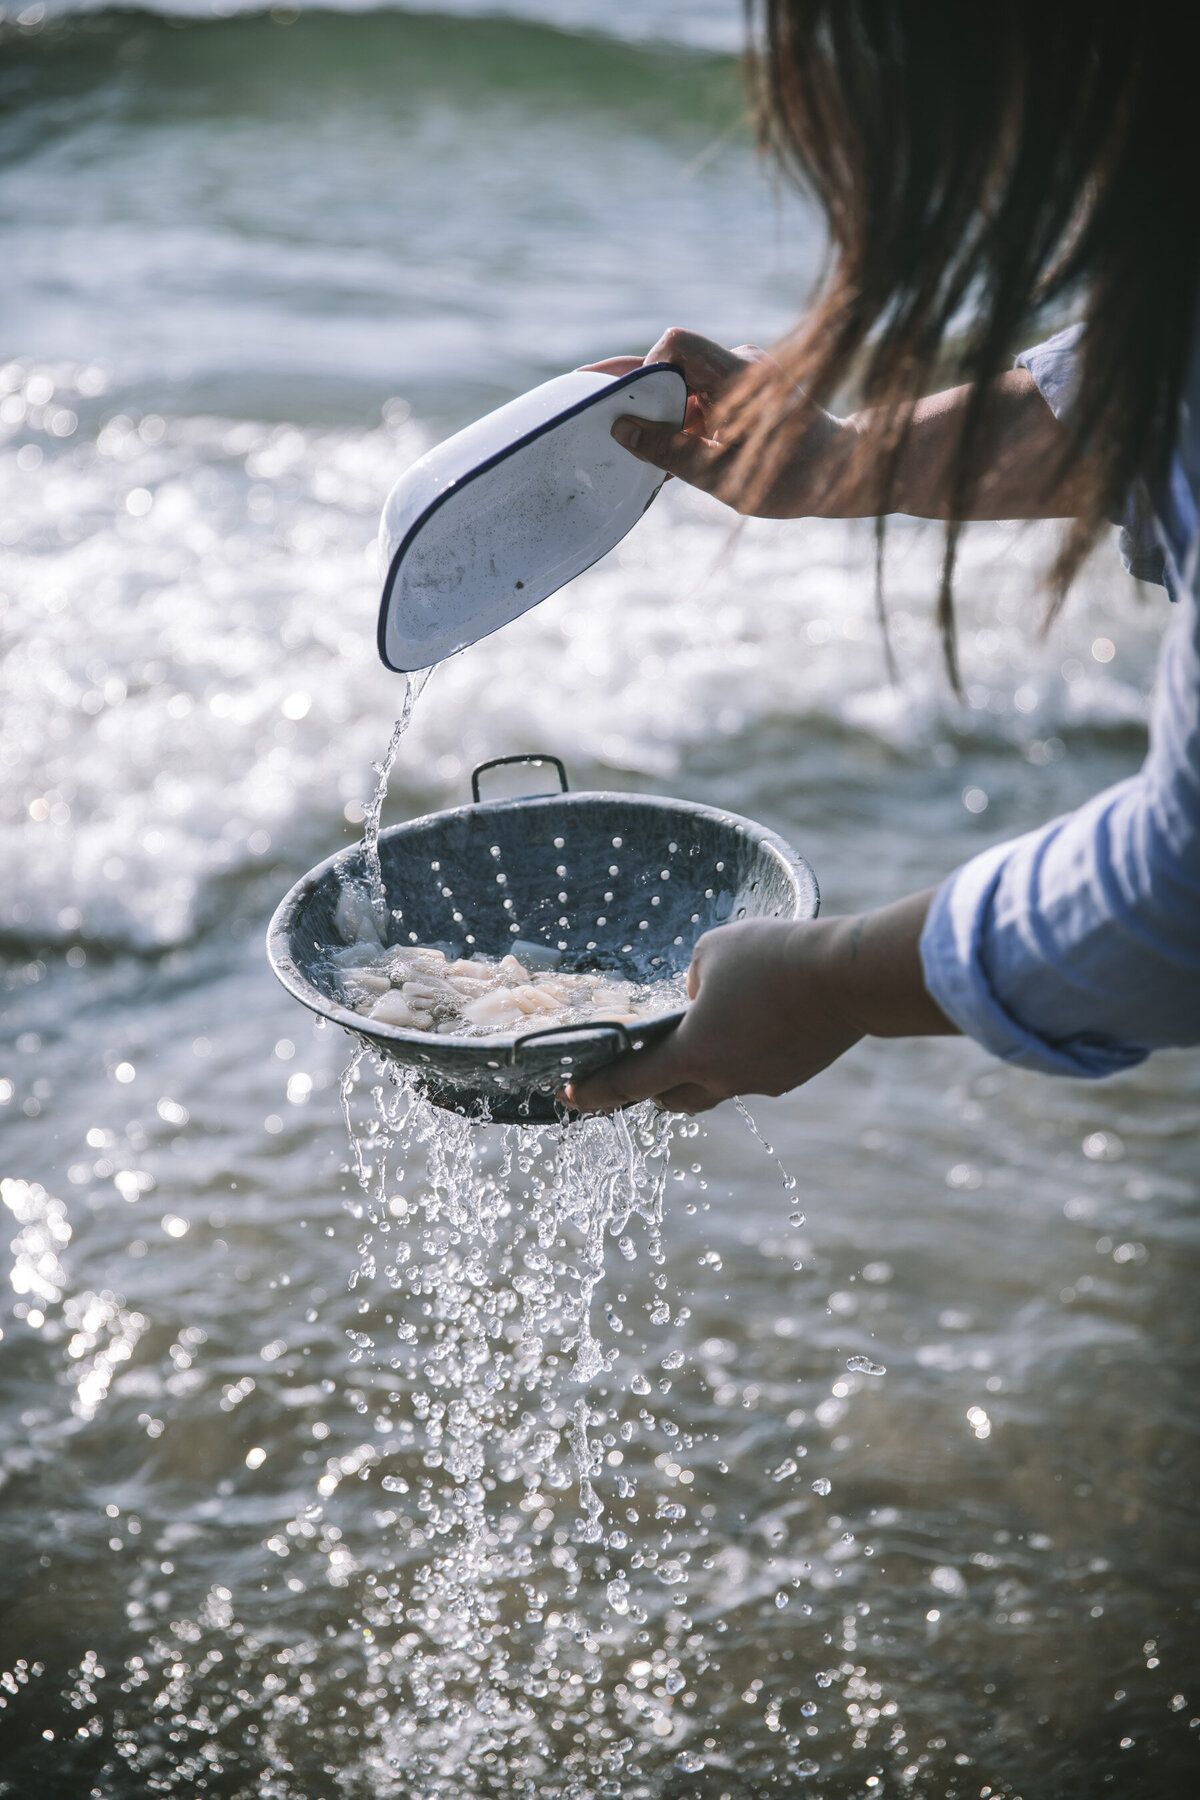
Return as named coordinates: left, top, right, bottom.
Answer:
left=852, top=371, right=1084, bottom=521
left=589, top=329, right=1081, bottom=523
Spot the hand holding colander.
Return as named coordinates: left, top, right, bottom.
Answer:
left=564, top=890, right=953, bottom=1116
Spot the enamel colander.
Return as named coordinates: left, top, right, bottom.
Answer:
left=267, top=755, right=818, bottom=1122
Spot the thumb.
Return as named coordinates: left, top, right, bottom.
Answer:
left=611, top=415, right=728, bottom=490
left=561, top=1028, right=693, bottom=1115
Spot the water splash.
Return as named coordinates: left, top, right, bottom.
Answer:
left=320, top=1054, right=718, bottom=1792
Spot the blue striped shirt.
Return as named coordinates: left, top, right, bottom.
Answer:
left=919, top=325, right=1200, bottom=1075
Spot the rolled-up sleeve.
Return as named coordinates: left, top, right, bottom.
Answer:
left=1016, top=324, right=1168, bottom=587
left=920, top=569, right=1200, bottom=1078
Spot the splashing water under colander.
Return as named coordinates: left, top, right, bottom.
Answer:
left=268, top=755, right=819, bottom=1121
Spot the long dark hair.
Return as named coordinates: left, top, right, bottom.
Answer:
left=730, top=1, right=1197, bottom=686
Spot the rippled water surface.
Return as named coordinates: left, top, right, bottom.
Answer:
left=1, top=6, right=1198, bottom=1797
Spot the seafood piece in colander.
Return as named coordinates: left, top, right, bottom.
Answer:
left=326, top=886, right=686, bottom=1038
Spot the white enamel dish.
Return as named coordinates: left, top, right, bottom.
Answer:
left=377, top=362, right=687, bottom=672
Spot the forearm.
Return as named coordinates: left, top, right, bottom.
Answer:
left=822, top=370, right=1088, bottom=522
left=806, top=891, right=959, bottom=1038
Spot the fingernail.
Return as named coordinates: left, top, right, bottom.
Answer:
left=612, top=417, right=641, bottom=451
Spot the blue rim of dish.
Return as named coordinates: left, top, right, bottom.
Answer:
left=376, top=361, right=686, bottom=672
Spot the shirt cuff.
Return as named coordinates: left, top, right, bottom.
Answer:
left=919, top=848, right=1151, bottom=1079
left=1016, top=324, right=1168, bottom=590
left=1014, top=323, right=1083, bottom=421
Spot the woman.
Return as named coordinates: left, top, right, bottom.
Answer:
left=567, top=0, right=1199, bottom=1115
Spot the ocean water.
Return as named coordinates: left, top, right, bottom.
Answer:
left=1, top=6, right=1198, bottom=1797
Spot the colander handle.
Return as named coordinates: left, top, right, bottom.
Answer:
left=510, top=1020, right=633, bottom=1066
left=470, top=754, right=569, bottom=803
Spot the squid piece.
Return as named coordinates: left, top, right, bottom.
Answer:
left=369, top=990, right=433, bottom=1031
left=461, top=989, right=531, bottom=1031
left=334, top=881, right=384, bottom=946
left=339, top=970, right=392, bottom=1009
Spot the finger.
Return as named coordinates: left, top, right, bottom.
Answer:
left=643, top=328, right=747, bottom=398
left=651, top=1082, right=721, bottom=1115
left=579, top=356, right=645, bottom=376
left=562, top=1034, right=695, bottom=1115
left=611, top=416, right=730, bottom=490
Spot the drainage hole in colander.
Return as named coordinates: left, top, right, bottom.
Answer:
left=557, top=891, right=568, bottom=903
left=650, top=895, right=660, bottom=905
left=556, top=865, right=567, bottom=878
left=495, top=872, right=507, bottom=885
left=595, top=915, right=606, bottom=926
left=608, top=863, right=619, bottom=876
left=612, top=836, right=622, bottom=848
left=490, top=844, right=501, bottom=858
left=704, top=887, right=714, bottom=897
left=660, top=869, right=671, bottom=880
left=637, top=921, right=649, bottom=931
left=716, top=860, right=725, bottom=871
left=668, top=841, right=678, bottom=852
left=553, top=836, right=564, bottom=849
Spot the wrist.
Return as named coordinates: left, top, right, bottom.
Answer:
left=804, top=895, right=957, bottom=1039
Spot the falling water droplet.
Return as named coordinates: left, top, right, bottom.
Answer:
left=846, top=1355, right=886, bottom=1376
left=812, top=1477, right=832, bottom=1496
